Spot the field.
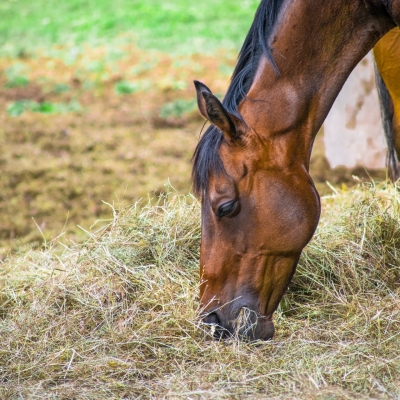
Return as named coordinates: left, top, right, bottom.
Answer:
left=1, top=1, right=399, bottom=398
left=0, top=0, right=270, bottom=253
left=0, top=0, right=387, bottom=254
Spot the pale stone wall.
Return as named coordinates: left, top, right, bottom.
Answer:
left=323, top=52, right=387, bottom=169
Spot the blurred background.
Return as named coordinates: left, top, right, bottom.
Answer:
left=0, top=0, right=387, bottom=255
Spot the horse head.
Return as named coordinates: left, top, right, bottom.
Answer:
left=192, top=0, right=396, bottom=341
left=193, top=81, right=320, bottom=340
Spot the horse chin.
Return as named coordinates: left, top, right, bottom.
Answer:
left=202, top=307, right=275, bottom=342
left=250, top=318, right=275, bottom=341
left=235, top=312, right=275, bottom=342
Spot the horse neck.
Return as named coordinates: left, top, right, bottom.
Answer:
left=239, top=0, right=395, bottom=170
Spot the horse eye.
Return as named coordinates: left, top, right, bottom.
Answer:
left=217, top=201, right=237, bottom=219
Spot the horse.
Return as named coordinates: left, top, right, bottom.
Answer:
left=192, top=0, right=400, bottom=341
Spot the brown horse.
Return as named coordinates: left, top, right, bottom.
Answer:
left=192, top=0, right=400, bottom=340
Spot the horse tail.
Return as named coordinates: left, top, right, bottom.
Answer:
left=374, top=63, right=399, bottom=181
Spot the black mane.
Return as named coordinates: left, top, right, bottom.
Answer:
left=192, top=0, right=285, bottom=196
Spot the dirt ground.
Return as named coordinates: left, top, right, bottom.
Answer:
left=0, top=46, right=387, bottom=255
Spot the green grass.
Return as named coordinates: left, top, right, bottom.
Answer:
left=7, top=99, right=82, bottom=116
left=114, top=79, right=152, bottom=94
left=0, top=0, right=260, bottom=56
left=159, top=98, right=197, bottom=118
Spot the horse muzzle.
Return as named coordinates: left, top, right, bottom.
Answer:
left=201, top=306, right=275, bottom=341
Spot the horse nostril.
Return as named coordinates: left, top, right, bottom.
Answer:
left=203, top=312, right=220, bottom=325
left=202, top=312, right=230, bottom=340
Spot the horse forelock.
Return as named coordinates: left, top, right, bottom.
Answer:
left=191, top=0, right=285, bottom=197
left=191, top=125, right=226, bottom=197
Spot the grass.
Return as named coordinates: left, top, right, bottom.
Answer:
left=7, top=99, right=82, bottom=116
left=0, top=0, right=261, bottom=56
left=1, top=183, right=399, bottom=398
left=159, top=99, right=197, bottom=118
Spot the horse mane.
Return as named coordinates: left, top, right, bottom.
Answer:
left=191, top=0, right=285, bottom=197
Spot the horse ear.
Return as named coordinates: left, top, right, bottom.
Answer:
left=194, top=80, right=243, bottom=140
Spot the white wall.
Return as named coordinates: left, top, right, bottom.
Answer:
left=323, top=52, right=387, bottom=169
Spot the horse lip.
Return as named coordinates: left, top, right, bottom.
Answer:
left=227, top=303, right=275, bottom=340
left=201, top=305, right=274, bottom=341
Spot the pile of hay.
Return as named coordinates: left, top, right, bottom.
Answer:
left=1, top=184, right=399, bottom=399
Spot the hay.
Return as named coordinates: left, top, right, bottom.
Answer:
left=1, top=183, right=399, bottom=399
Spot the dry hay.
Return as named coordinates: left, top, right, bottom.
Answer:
left=1, top=183, right=399, bottom=399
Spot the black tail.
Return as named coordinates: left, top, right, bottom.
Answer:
left=374, top=63, right=399, bottom=181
